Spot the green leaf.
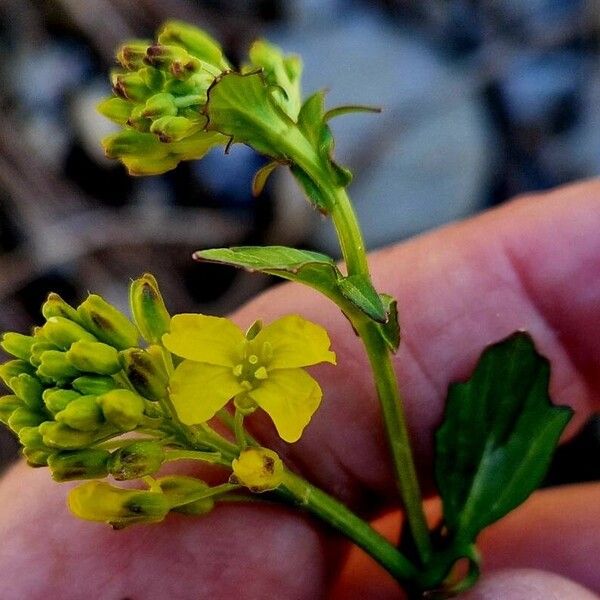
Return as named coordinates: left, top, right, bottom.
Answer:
left=290, top=165, right=329, bottom=213
left=323, top=104, right=382, bottom=121
left=435, top=332, right=572, bottom=543
left=252, top=160, right=280, bottom=196
left=297, top=91, right=326, bottom=147
left=376, top=294, right=400, bottom=353
left=337, top=274, right=387, bottom=323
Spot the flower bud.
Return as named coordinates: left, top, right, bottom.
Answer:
left=102, top=130, right=167, bottom=160
left=77, top=294, right=139, bottom=350
left=116, top=40, right=151, bottom=71
left=142, top=93, right=178, bottom=119
left=41, top=293, right=81, bottom=323
left=42, top=316, right=97, bottom=350
left=157, top=475, right=214, bottom=515
left=37, top=350, right=79, bottom=383
left=66, top=341, right=121, bottom=375
left=68, top=481, right=170, bottom=528
left=39, top=421, right=99, bottom=450
left=23, top=446, right=53, bottom=467
left=1, top=332, right=34, bottom=361
left=9, top=373, right=44, bottom=411
left=0, top=394, right=23, bottom=424
left=0, top=359, right=35, bottom=386
left=55, top=396, right=104, bottom=432
left=29, top=341, right=59, bottom=367
left=129, top=273, right=171, bottom=344
left=108, top=440, right=165, bottom=480
left=7, top=407, right=45, bottom=433
left=119, top=348, right=167, bottom=401
left=43, top=388, right=81, bottom=414
left=144, top=44, right=201, bottom=78
left=18, top=425, right=45, bottom=450
left=231, top=447, right=284, bottom=492
left=157, top=20, right=228, bottom=71
left=98, top=389, right=145, bottom=431
left=48, top=449, right=110, bottom=482
left=111, top=71, right=152, bottom=102
left=150, top=115, right=200, bottom=143
left=97, top=97, right=134, bottom=126
left=72, top=374, right=117, bottom=396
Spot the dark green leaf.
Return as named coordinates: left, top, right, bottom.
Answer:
left=297, top=91, right=326, bottom=147
left=436, top=332, right=572, bottom=542
left=337, top=274, right=387, bottom=323
left=376, top=294, right=400, bottom=353
left=252, top=160, right=280, bottom=196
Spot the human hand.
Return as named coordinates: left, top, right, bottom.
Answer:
left=0, top=180, right=598, bottom=599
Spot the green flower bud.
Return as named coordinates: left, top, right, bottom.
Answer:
left=18, top=425, right=45, bottom=450
left=0, top=359, right=35, bottom=386
left=97, top=97, right=134, bottom=126
left=157, top=20, right=229, bottom=71
left=42, top=316, right=97, bottom=350
left=37, top=350, right=80, bottom=383
left=129, top=273, right=171, bottom=344
left=77, top=294, right=139, bottom=350
left=231, top=447, right=284, bottom=492
left=142, top=93, right=178, bottom=119
left=29, top=341, right=60, bottom=367
left=119, top=348, right=167, bottom=401
left=1, top=332, right=35, bottom=361
left=39, top=421, right=99, bottom=450
left=111, top=71, right=152, bottom=102
left=72, top=375, right=117, bottom=396
left=144, top=44, right=202, bottom=78
left=48, top=449, right=110, bottom=482
left=98, top=389, right=145, bottom=431
left=55, top=396, right=104, bottom=432
left=66, top=341, right=121, bottom=375
left=41, top=293, right=81, bottom=323
left=163, top=72, right=212, bottom=98
left=0, top=394, right=23, bottom=425
left=43, top=388, right=81, bottom=414
left=125, top=105, right=151, bottom=132
left=108, top=440, right=165, bottom=480
left=68, top=481, right=171, bottom=528
left=23, top=446, right=53, bottom=467
left=8, top=407, right=45, bottom=433
left=150, top=115, right=201, bottom=143
left=116, top=40, right=152, bottom=71
left=157, top=475, right=214, bottom=515
left=9, top=373, right=44, bottom=411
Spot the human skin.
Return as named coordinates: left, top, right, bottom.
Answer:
left=0, top=180, right=598, bottom=599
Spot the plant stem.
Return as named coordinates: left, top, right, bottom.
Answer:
left=281, top=469, right=417, bottom=582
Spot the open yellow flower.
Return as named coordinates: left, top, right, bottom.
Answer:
left=163, top=314, right=336, bottom=442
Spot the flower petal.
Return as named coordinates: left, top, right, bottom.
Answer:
left=169, top=360, right=243, bottom=424
left=254, top=315, right=336, bottom=369
left=163, top=314, right=245, bottom=366
left=248, top=368, right=322, bottom=443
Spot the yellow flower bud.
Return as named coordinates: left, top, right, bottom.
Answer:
left=129, top=273, right=171, bottom=344
left=39, top=421, right=100, bottom=450
left=43, top=388, right=81, bottom=414
left=29, top=341, right=59, bottom=367
left=97, top=97, right=134, bottom=126
left=42, top=316, right=97, bottom=350
left=9, top=373, right=44, bottom=411
left=7, top=407, right=45, bottom=433
left=0, top=395, right=23, bottom=425
left=157, top=475, right=214, bottom=515
left=111, top=71, right=152, bottom=102
left=68, top=481, right=170, bottom=528
left=1, top=332, right=34, bottom=361
left=36, top=350, right=80, bottom=383
left=108, top=440, right=165, bottom=480
left=119, top=348, right=168, bottom=401
left=116, top=40, right=151, bottom=71
left=48, top=449, right=110, bottom=482
left=150, top=115, right=201, bottom=143
left=231, top=447, right=284, bottom=492
left=98, top=389, right=145, bottom=431
left=66, top=340, right=122, bottom=375
left=55, top=396, right=104, bottom=432
left=0, top=359, right=35, bottom=386
left=41, top=293, right=81, bottom=323
left=72, top=375, right=117, bottom=396
left=142, top=93, right=178, bottom=119
left=23, top=446, right=53, bottom=467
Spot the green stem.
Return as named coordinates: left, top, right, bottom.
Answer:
left=281, top=470, right=417, bottom=582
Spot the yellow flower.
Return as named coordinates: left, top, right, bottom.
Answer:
left=231, top=447, right=284, bottom=492
left=163, top=314, right=336, bottom=442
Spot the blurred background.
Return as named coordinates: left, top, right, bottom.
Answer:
left=0, top=0, right=597, bottom=478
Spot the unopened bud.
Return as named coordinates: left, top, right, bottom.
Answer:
left=72, top=374, right=117, bottom=396
left=111, top=71, right=152, bottom=102
left=231, top=447, right=284, bottom=492
left=66, top=340, right=121, bottom=375
left=129, top=274, right=171, bottom=344
left=9, top=373, right=44, bottom=411
left=97, top=97, right=134, bottom=126
left=23, top=446, right=53, bottom=467
left=48, top=449, right=110, bottom=482
left=157, top=20, right=228, bottom=71
left=18, top=425, right=45, bottom=450
left=55, top=396, right=104, bottom=432
left=150, top=115, right=200, bottom=143
left=103, top=130, right=165, bottom=160
left=43, top=388, right=81, bottom=414
left=0, top=359, right=35, bottom=386
left=77, top=295, right=139, bottom=350
left=144, top=44, right=201, bottom=78
left=39, top=421, right=99, bottom=450
left=119, top=348, right=167, bottom=401
left=142, top=93, right=178, bottom=119
left=68, top=481, right=170, bottom=528
left=1, top=332, right=34, bottom=361
left=37, top=350, right=79, bottom=383
left=98, top=389, right=145, bottom=431
left=108, top=440, right=165, bottom=480
left=41, top=293, right=81, bottom=323
left=42, top=316, right=97, bottom=350
left=7, top=407, right=45, bottom=433
left=0, top=394, right=23, bottom=424
left=116, top=40, right=151, bottom=70
left=157, top=475, right=214, bottom=515
left=29, top=341, right=59, bottom=367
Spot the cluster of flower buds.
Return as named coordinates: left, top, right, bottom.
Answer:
left=99, top=20, right=231, bottom=175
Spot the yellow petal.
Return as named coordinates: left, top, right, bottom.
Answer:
left=163, top=313, right=245, bottom=366
left=249, top=368, right=322, bottom=443
left=169, top=360, right=243, bottom=424
left=254, top=315, right=336, bottom=369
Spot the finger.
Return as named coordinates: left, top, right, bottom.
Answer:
left=233, top=179, right=600, bottom=505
